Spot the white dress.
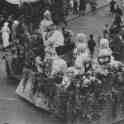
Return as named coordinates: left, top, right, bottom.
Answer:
left=51, top=56, right=67, bottom=76
left=45, top=29, right=64, bottom=48
left=39, top=19, right=53, bottom=41
left=74, top=43, right=90, bottom=74
left=1, top=26, right=10, bottom=48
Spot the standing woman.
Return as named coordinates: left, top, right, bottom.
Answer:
left=11, top=20, right=20, bottom=41
left=110, top=0, right=116, bottom=16
left=1, top=22, right=11, bottom=49
left=39, top=10, right=53, bottom=42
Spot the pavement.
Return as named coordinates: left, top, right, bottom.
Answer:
left=66, top=0, right=111, bottom=22
left=67, top=4, right=112, bottom=39
left=0, top=2, right=123, bottom=124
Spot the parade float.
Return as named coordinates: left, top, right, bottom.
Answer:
left=15, top=30, right=124, bottom=123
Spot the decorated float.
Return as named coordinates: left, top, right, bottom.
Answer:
left=15, top=30, right=124, bottom=123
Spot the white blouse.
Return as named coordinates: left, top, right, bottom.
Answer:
left=51, top=56, right=67, bottom=76
left=46, top=30, right=64, bottom=48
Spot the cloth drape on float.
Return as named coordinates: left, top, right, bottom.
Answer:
left=5, top=0, right=40, bottom=5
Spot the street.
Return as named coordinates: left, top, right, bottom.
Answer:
left=68, top=5, right=112, bottom=36
left=0, top=5, right=120, bottom=124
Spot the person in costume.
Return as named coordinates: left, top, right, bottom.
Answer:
left=74, top=33, right=89, bottom=57
left=1, top=22, right=10, bottom=48
left=39, top=10, right=53, bottom=42
left=74, top=33, right=91, bottom=74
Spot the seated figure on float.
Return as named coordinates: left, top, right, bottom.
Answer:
left=39, top=10, right=53, bottom=42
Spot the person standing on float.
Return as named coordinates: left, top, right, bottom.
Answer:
left=1, top=22, right=10, bottom=48
left=39, top=10, right=53, bottom=42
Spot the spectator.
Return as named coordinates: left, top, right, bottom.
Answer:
left=70, top=0, right=74, bottom=14
left=103, top=24, right=110, bottom=38
left=1, top=22, right=11, bottom=49
left=88, top=34, right=96, bottom=57
left=0, top=15, right=5, bottom=28
left=115, top=5, right=123, bottom=16
left=110, top=0, right=116, bottom=16
left=11, top=20, right=20, bottom=41
left=113, top=13, right=122, bottom=27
